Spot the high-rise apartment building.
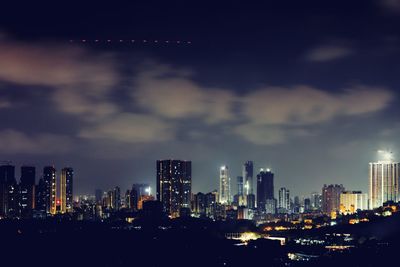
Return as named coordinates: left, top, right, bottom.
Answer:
left=156, top=160, right=192, bottom=217
left=43, top=166, right=57, bottom=215
left=278, top=187, right=290, bottom=213
left=234, top=176, right=246, bottom=206
left=130, top=184, right=151, bottom=211
left=219, top=165, right=230, bottom=204
left=243, top=161, right=255, bottom=208
left=19, top=166, right=36, bottom=218
left=256, top=168, right=274, bottom=212
left=0, top=164, right=16, bottom=217
left=369, top=160, right=400, bottom=209
left=60, top=167, right=73, bottom=213
left=35, top=177, right=47, bottom=212
left=322, top=184, right=345, bottom=215
left=310, top=192, right=322, bottom=211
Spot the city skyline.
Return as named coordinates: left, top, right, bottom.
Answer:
left=0, top=151, right=398, bottom=198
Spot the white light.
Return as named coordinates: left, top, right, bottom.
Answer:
left=221, top=166, right=226, bottom=170
left=266, top=168, right=271, bottom=172
left=145, top=187, right=151, bottom=195
left=378, top=150, right=394, bottom=161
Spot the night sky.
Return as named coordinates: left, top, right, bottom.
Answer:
left=0, top=1, right=399, bottom=197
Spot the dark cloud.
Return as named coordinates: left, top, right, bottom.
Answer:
left=0, top=129, right=73, bottom=154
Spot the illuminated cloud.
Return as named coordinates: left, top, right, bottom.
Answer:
left=79, top=113, right=175, bottom=143
left=0, top=38, right=119, bottom=120
left=306, top=45, right=353, bottom=62
left=233, top=124, right=287, bottom=145
left=133, top=66, right=236, bottom=124
left=0, top=129, right=73, bottom=154
left=241, top=86, right=392, bottom=126
left=51, top=88, right=119, bottom=121
left=0, top=37, right=394, bottom=147
left=380, top=0, right=400, bottom=12
left=0, top=40, right=117, bottom=89
left=0, top=99, right=11, bottom=108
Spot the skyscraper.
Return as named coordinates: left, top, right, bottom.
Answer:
left=205, top=190, right=218, bottom=218
left=369, top=160, right=400, bottom=209
left=60, top=167, right=73, bottom=213
left=113, top=186, right=121, bottom=210
left=243, top=161, right=255, bottom=208
left=43, top=166, right=57, bottom=215
left=234, top=176, right=246, bottom=206
left=219, top=165, right=230, bottom=204
left=35, top=177, right=47, bottom=213
left=237, top=176, right=244, bottom=196
left=130, top=184, right=150, bottom=211
left=19, top=166, right=36, bottom=218
left=193, top=192, right=206, bottom=217
left=156, top=160, right=192, bottom=217
left=310, top=192, right=322, bottom=211
left=0, top=164, right=17, bottom=217
left=322, top=184, right=345, bottom=215
left=256, top=168, right=274, bottom=212
left=95, top=189, right=103, bottom=204
left=278, top=187, right=290, bottom=213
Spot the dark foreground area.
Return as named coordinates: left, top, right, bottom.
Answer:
left=2, top=214, right=400, bottom=267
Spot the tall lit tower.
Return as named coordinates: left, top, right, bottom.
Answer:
left=0, top=164, right=17, bottom=217
left=60, top=167, right=73, bottom=213
left=219, top=165, right=230, bottom=204
left=278, top=187, right=290, bottom=213
left=256, top=168, right=274, bottom=212
left=369, top=151, right=400, bottom=209
left=243, top=161, right=255, bottom=208
left=20, top=166, right=36, bottom=218
left=43, top=166, right=56, bottom=215
left=156, top=160, right=192, bottom=217
left=322, top=184, right=345, bottom=215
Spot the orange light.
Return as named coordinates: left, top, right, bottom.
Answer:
left=264, top=226, right=273, bottom=231
left=304, top=219, right=313, bottom=224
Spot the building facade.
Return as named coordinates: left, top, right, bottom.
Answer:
left=43, top=166, right=57, bottom=215
left=256, top=168, right=274, bottom=212
left=0, top=164, right=17, bottom=217
left=369, top=161, right=400, bottom=209
left=156, top=160, right=192, bottom=217
left=19, top=166, right=36, bottom=218
left=278, top=187, right=290, bottom=214
left=339, top=191, right=368, bottom=214
left=219, top=165, right=230, bottom=204
left=60, top=167, right=73, bottom=213
left=243, top=161, right=255, bottom=208
left=322, top=184, right=345, bottom=215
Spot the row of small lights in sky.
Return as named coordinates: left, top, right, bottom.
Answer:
left=69, top=39, right=192, bottom=44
